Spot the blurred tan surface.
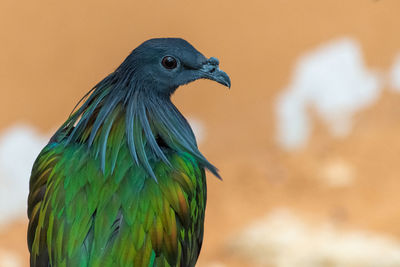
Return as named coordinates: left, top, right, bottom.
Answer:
left=1, top=0, right=400, bottom=266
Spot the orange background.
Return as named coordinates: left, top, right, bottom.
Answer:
left=1, top=1, right=400, bottom=266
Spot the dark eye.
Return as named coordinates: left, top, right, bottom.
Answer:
left=161, top=56, right=177, bottom=69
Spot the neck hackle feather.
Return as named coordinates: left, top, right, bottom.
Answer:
left=51, top=64, right=220, bottom=180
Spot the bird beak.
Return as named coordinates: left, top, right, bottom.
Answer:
left=200, top=57, right=231, bottom=88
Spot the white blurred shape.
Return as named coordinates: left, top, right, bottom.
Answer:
left=390, top=54, right=400, bottom=91
left=0, top=124, right=48, bottom=226
left=318, top=159, right=355, bottom=187
left=276, top=38, right=382, bottom=149
left=231, top=209, right=400, bottom=267
left=0, top=249, right=21, bottom=267
left=187, top=117, right=206, bottom=144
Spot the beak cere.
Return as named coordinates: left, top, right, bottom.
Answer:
left=200, top=57, right=231, bottom=88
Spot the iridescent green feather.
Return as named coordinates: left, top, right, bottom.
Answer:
left=28, top=113, right=206, bottom=267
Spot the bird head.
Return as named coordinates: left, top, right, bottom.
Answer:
left=117, top=38, right=231, bottom=95
left=60, top=38, right=228, bottom=179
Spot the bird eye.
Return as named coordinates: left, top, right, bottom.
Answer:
left=161, top=56, right=177, bottom=70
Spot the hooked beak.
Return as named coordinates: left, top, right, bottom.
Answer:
left=199, top=57, right=231, bottom=88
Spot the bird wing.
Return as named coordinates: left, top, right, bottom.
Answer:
left=28, top=139, right=206, bottom=267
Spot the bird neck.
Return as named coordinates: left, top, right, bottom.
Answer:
left=52, top=76, right=220, bottom=179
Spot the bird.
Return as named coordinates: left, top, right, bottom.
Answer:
left=27, top=38, right=230, bottom=267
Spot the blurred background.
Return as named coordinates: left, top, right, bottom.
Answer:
left=1, top=0, right=400, bottom=266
